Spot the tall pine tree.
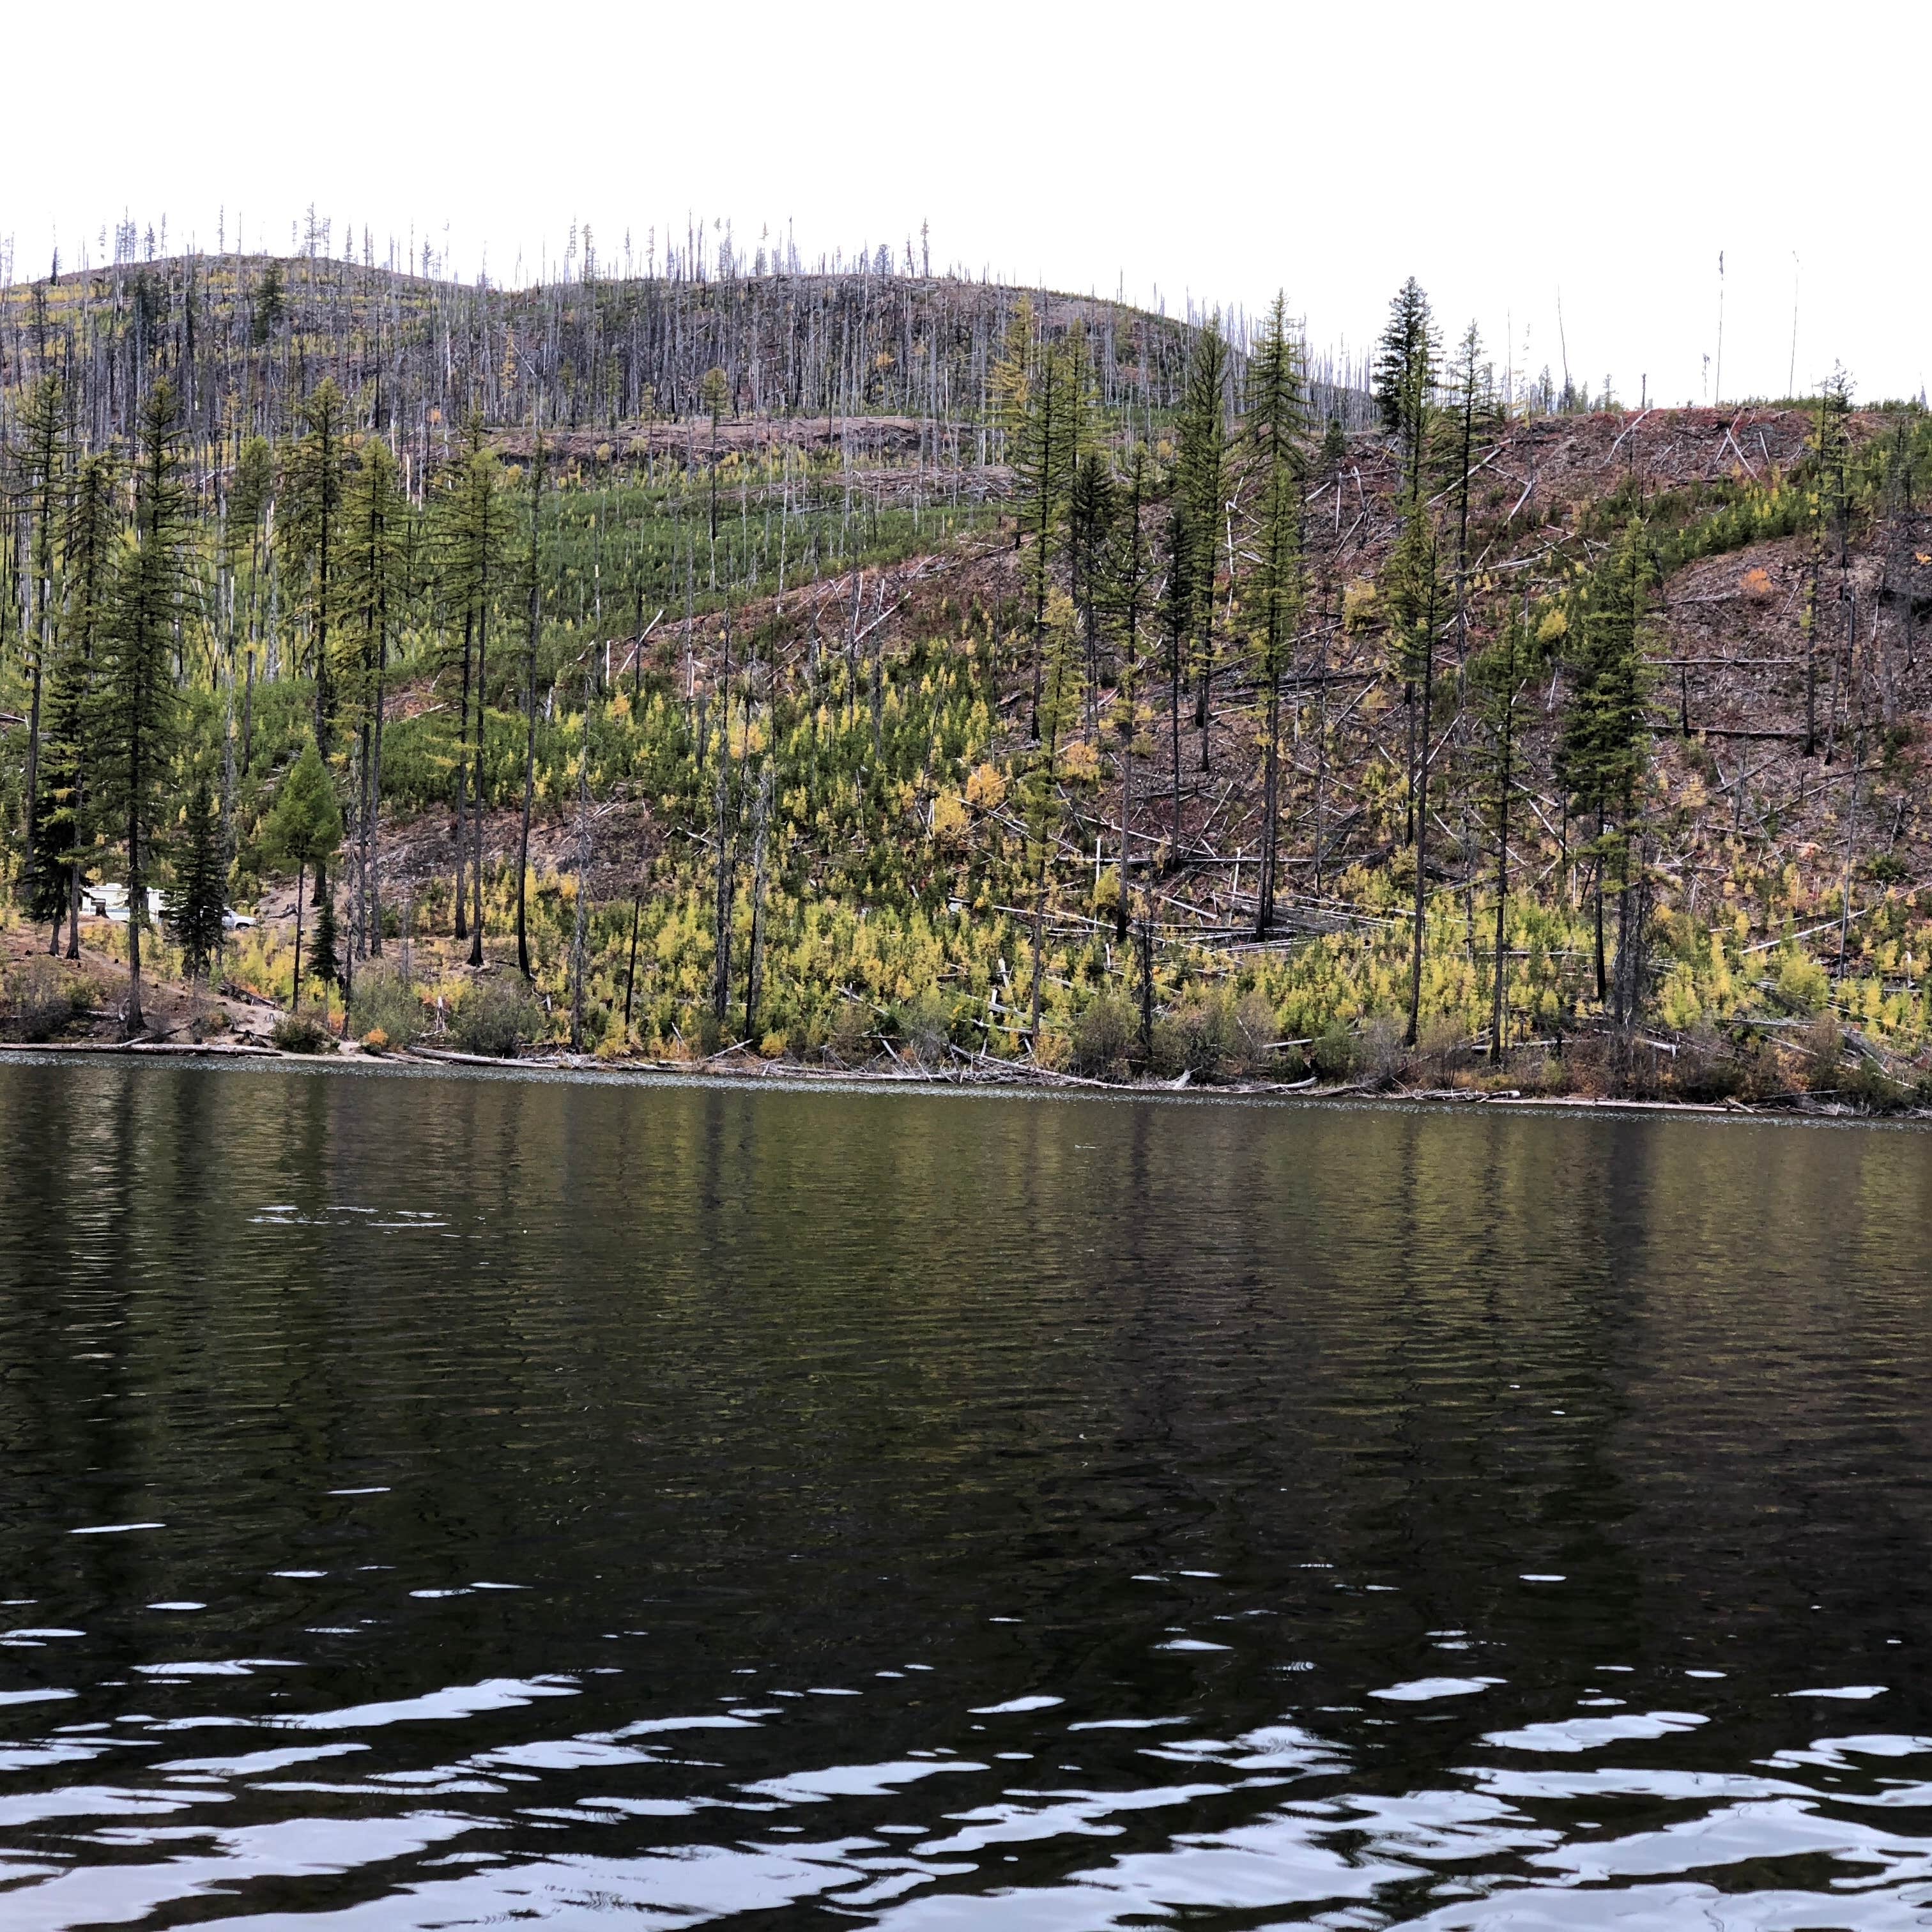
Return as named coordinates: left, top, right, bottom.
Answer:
left=49, top=452, right=121, bottom=958
left=1374, top=277, right=1438, bottom=502
left=1382, top=504, right=1445, bottom=1045
left=1243, top=295, right=1310, bottom=935
left=1471, top=600, right=1545, bottom=1057
left=1008, top=319, right=1087, bottom=739
left=1069, top=448, right=1116, bottom=732
left=262, top=739, right=344, bottom=1014
left=95, top=381, right=187, bottom=1034
left=13, top=372, right=65, bottom=917
left=282, top=378, right=349, bottom=748
left=309, top=884, right=342, bottom=1026
left=1176, top=317, right=1229, bottom=770
left=1103, top=447, right=1158, bottom=937
left=1026, top=589, right=1084, bottom=1045
left=1558, top=519, right=1657, bottom=1008
left=516, top=434, right=547, bottom=981
left=1160, top=492, right=1196, bottom=851
left=340, top=436, right=411, bottom=962
left=1443, top=323, right=1495, bottom=663
left=438, top=419, right=509, bottom=954
left=166, top=779, right=229, bottom=989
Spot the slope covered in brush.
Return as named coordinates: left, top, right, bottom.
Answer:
left=3, top=255, right=1929, bottom=1106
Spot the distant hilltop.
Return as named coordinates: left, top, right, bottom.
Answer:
left=3, top=251, right=1375, bottom=451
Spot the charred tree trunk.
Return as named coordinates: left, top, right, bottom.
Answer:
left=516, top=441, right=545, bottom=981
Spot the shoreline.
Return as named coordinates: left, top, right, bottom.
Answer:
left=3, top=1036, right=1924, bottom=1130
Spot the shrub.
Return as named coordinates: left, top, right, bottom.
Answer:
left=1311, top=1023, right=1357, bottom=1082
left=1777, top=949, right=1829, bottom=1014
left=1357, top=1016, right=1407, bottom=1088
left=1669, top=1025, right=1789, bottom=1104
left=1232, top=992, right=1284, bottom=1077
left=1670, top=1025, right=1744, bottom=1102
left=1524, top=1050, right=1574, bottom=1097
left=964, top=763, right=1007, bottom=812
left=450, top=975, right=548, bottom=1059
left=1070, top=993, right=1135, bottom=1080
left=3, top=958, right=91, bottom=1042
left=1152, top=992, right=1240, bottom=1080
left=271, top=1011, right=335, bottom=1054
left=348, top=962, right=428, bottom=1049
left=1060, top=739, right=1101, bottom=784
left=931, top=792, right=970, bottom=845
left=1735, top=1036, right=1788, bottom=1102
left=895, top=990, right=954, bottom=1070
left=1844, top=1057, right=1912, bottom=1114
left=1417, top=1014, right=1468, bottom=1069
left=824, top=999, right=873, bottom=1065
left=1609, top=1036, right=1668, bottom=1101
left=1802, top=1015, right=1844, bottom=1093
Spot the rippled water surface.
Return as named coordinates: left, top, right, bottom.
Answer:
left=3, top=1061, right=1932, bottom=1928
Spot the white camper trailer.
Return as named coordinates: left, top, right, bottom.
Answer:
left=75, top=882, right=253, bottom=929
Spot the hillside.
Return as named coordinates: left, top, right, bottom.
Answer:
left=1, top=248, right=1373, bottom=456
left=2, top=254, right=1928, bottom=1108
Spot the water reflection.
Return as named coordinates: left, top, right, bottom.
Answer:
left=1, top=1062, right=1929, bottom=1926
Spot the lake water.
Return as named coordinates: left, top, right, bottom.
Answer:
left=1, top=1061, right=1931, bottom=1929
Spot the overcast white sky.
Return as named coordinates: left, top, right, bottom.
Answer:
left=11, top=0, right=1923, bottom=407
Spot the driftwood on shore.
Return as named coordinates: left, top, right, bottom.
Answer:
left=0, top=1038, right=279, bottom=1058
left=4, top=1034, right=1920, bottom=1123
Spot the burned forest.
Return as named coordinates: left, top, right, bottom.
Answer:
left=2, top=231, right=1928, bottom=1109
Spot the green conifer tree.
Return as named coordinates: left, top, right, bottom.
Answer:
left=95, top=381, right=187, bottom=1034
left=262, top=739, right=344, bottom=1012
left=1245, top=295, right=1310, bottom=934
left=1160, top=493, right=1197, bottom=850
left=309, top=883, right=342, bottom=1023
left=13, top=372, right=65, bottom=916
left=1070, top=448, right=1116, bottom=728
left=1384, top=500, right=1445, bottom=836
left=252, top=261, right=284, bottom=347
left=1026, top=589, right=1084, bottom=1045
left=339, top=436, right=411, bottom=960
left=1471, top=601, right=1545, bottom=1057
left=1010, top=326, right=1087, bottom=737
left=1176, top=318, right=1230, bottom=768
left=1440, top=323, right=1497, bottom=662
left=166, top=779, right=229, bottom=988
left=27, top=635, right=91, bottom=950
left=516, top=434, right=547, bottom=981
left=282, top=378, right=349, bottom=746
left=1382, top=504, right=1445, bottom=1045
left=49, top=452, right=121, bottom=958
left=1558, top=519, right=1656, bottom=1007
left=1103, top=447, right=1158, bottom=936
left=227, top=434, right=275, bottom=781
left=1374, top=277, right=1438, bottom=501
